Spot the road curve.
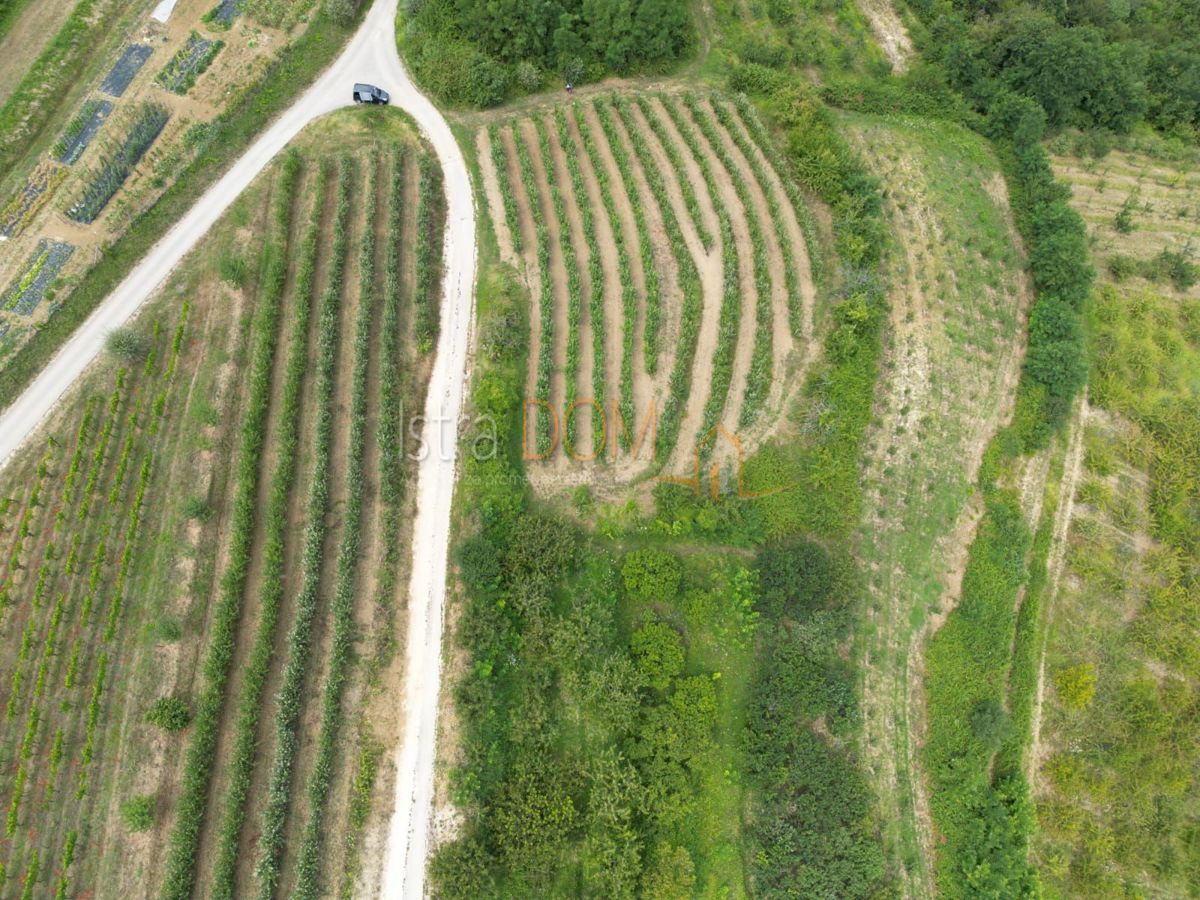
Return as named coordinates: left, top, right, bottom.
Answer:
left=0, top=0, right=476, bottom=895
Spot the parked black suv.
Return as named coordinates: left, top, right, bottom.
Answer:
left=353, top=83, right=389, bottom=105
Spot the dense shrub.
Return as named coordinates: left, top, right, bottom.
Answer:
left=756, top=538, right=835, bottom=619
left=105, top=327, right=150, bottom=363
left=120, top=795, right=155, bottom=832
left=145, top=697, right=191, bottom=731
left=621, top=549, right=682, bottom=603
left=630, top=621, right=685, bottom=690
left=402, top=0, right=693, bottom=107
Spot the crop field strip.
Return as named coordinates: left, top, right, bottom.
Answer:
left=477, top=90, right=811, bottom=474
left=0, top=287, right=193, bottom=894
left=0, top=119, right=438, bottom=896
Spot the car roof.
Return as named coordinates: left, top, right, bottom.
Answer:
left=353, top=83, right=376, bottom=91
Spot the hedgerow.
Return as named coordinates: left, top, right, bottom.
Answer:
left=730, top=68, right=885, bottom=540
left=292, top=152, right=384, bottom=900
left=208, top=156, right=335, bottom=900
left=160, top=151, right=300, bottom=900
left=251, top=156, right=346, bottom=899
left=554, top=107, right=606, bottom=454
left=682, top=92, right=775, bottom=429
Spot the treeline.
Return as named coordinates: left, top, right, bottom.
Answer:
left=908, top=0, right=1200, bottom=137
left=401, top=0, right=693, bottom=107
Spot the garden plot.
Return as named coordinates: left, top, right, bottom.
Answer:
left=203, top=0, right=242, bottom=29
left=0, top=239, right=74, bottom=315
left=155, top=31, right=223, bottom=95
left=0, top=161, right=67, bottom=238
left=99, top=43, right=153, bottom=97
left=53, top=99, right=114, bottom=164
left=67, top=102, right=168, bottom=224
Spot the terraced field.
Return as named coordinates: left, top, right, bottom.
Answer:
left=847, top=113, right=1033, bottom=896
left=0, top=111, right=441, bottom=899
left=476, top=90, right=819, bottom=489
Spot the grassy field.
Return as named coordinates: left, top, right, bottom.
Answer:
left=0, top=108, right=442, bottom=899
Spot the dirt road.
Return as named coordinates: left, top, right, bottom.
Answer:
left=0, top=0, right=478, bottom=895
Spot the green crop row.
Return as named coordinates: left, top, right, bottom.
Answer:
left=554, top=107, right=606, bottom=452
left=594, top=98, right=664, bottom=378
left=212, top=157, right=340, bottom=900
left=2, top=445, right=53, bottom=589
left=658, top=96, right=743, bottom=445
left=155, top=31, right=224, bottom=95
left=682, top=93, right=774, bottom=430
left=160, top=151, right=300, bottom=900
left=487, top=124, right=522, bottom=256
left=632, top=96, right=713, bottom=252
left=615, top=96, right=705, bottom=463
left=378, top=152, right=407, bottom=509
left=573, top=106, right=636, bottom=456
left=512, top=124, right=555, bottom=454
left=534, top=116, right=582, bottom=451
left=52, top=829, right=76, bottom=899
left=414, top=154, right=443, bottom=352
left=74, top=651, right=107, bottom=798
left=713, top=96, right=805, bottom=343
left=590, top=101, right=644, bottom=440
left=78, top=368, right=127, bottom=522
left=250, top=157, right=347, bottom=900
left=731, top=93, right=828, bottom=331
left=292, top=153, right=384, bottom=900
left=66, top=102, right=169, bottom=224
left=339, top=153, right=408, bottom=896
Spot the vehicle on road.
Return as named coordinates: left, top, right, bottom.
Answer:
left=353, top=82, right=389, bottom=104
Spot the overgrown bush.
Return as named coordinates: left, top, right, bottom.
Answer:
left=121, top=795, right=155, bottom=831
left=105, top=327, right=150, bottom=363
left=146, top=697, right=192, bottom=731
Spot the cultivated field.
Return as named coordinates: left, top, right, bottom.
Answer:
left=0, top=109, right=442, bottom=898
left=476, top=90, right=820, bottom=490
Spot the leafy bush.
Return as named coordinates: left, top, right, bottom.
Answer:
left=402, top=0, right=693, bottom=107
left=631, top=621, right=685, bottom=690
left=756, top=538, right=835, bottom=619
left=146, top=697, right=192, bottom=731
left=121, top=795, right=155, bottom=831
left=105, top=327, right=150, bottom=363
left=621, top=549, right=682, bottom=603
